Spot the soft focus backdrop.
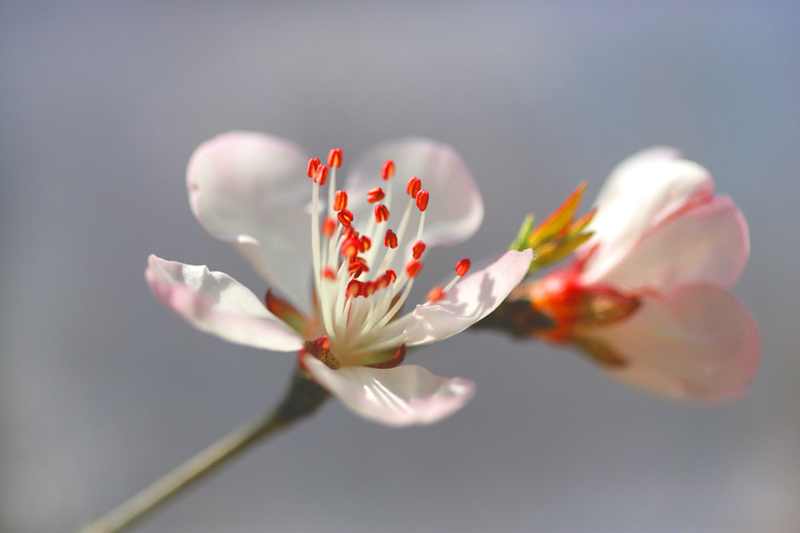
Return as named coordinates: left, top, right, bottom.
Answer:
left=2, top=2, right=798, bottom=532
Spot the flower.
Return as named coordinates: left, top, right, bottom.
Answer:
left=146, top=131, right=532, bottom=426
left=524, top=147, right=760, bottom=402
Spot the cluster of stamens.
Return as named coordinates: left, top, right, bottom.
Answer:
left=303, top=148, right=471, bottom=363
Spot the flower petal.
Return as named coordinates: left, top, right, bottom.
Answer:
left=583, top=148, right=715, bottom=282
left=402, top=249, right=533, bottom=346
left=589, top=195, right=750, bottom=290
left=302, top=356, right=475, bottom=427
left=585, top=284, right=760, bottom=403
left=186, top=131, right=314, bottom=312
left=145, top=255, right=304, bottom=352
left=345, top=138, right=483, bottom=263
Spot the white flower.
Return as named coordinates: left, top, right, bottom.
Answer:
left=146, top=131, right=532, bottom=426
left=530, top=148, right=759, bottom=402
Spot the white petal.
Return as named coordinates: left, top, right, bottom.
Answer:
left=302, top=356, right=475, bottom=427
left=583, top=148, right=715, bottom=282
left=585, top=284, right=760, bottom=403
left=145, top=255, right=304, bottom=352
left=589, top=195, right=750, bottom=290
left=186, top=131, right=314, bottom=312
left=345, top=138, right=483, bottom=267
left=402, top=249, right=533, bottom=346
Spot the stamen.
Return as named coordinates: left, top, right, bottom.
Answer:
left=367, top=187, right=385, bottom=203
left=313, top=164, right=328, bottom=185
left=427, top=286, right=445, bottom=302
left=415, top=190, right=429, bottom=211
left=321, top=266, right=336, bottom=280
left=334, top=190, right=348, bottom=211
left=405, top=259, right=423, bottom=278
left=346, top=280, right=362, bottom=298
left=321, top=216, right=337, bottom=238
left=349, top=258, right=369, bottom=278
left=338, top=209, right=354, bottom=227
left=385, top=269, right=397, bottom=283
left=406, top=177, right=421, bottom=198
left=327, top=148, right=343, bottom=168
left=381, top=160, right=395, bottom=181
left=384, top=229, right=398, bottom=248
left=341, top=236, right=359, bottom=258
left=455, top=258, right=471, bottom=277
left=307, top=157, right=320, bottom=178
left=375, top=204, right=390, bottom=223
left=359, top=235, right=372, bottom=252
left=412, top=240, right=426, bottom=260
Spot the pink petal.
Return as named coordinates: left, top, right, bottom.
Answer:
left=585, top=284, right=760, bottom=403
left=590, top=195, right=750, bottom=291
left=302, top=356, right=475, bottom=427
left=345, top=138, right=484, bottom=268
left=583, top=148, right=715, bottom=282
left=145, top=255, right=304, bottom=352
left=402, top=249, right=533, bottom=346
left=186, top=131, right=315, bottom=312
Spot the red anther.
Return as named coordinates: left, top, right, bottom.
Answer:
left=415, top=190, right=429, bottom=211
left=374, top=204, right=390, bottom=223
left=341, top=236, right=359, bottom=258
left=313, top=164, right=328, bottom=185
left=362, top=281, right=377, bottom=297
left=412, top=240, right=426, bottom=260
left=321, top=216, right=337, bottom=238
left=455, top=258, right=471, bottom=277
left=405, top=259, right=423, bottom=278
left=348, top=257, right=369, bottom=278
left=321, top=266, right=336, bottom=280
left=384, top=229, right=398, bottom=248
left=334, top=190, right=348, bottom=211
left=386, top=269, right=397, bottom=283
left=337, top=208, right=354, bottom=227
left=327, top=148, right=343, bottom=168
left=381, top=160, right=395, bottom=181
left=346, top=280, right=362, bottom=298
left=307, top=158, right=321, bottom=178
left=343, top=226, right=359, bottom=240
left=367, top=187, right=385, bottom=203
left=427, top=286, right=445, bottom=302
left=358, top=235, right=372, bottom=253
left=406, top=177, right=421, bottom=197
left=376, top=273, right=391, bottom=290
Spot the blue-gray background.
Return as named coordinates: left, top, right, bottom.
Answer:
left=2, top=2, right=798, bottom=532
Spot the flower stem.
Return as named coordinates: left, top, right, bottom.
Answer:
left=80, top=369, right=329, bottom=533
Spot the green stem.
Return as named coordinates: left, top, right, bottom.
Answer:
left=80, top=370, right=329, bottom=533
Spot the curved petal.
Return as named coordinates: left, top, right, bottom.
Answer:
left=584, top=284, right=760, bottom=403
left=402, top=249, right=533, bottom=346
left=583, top=148, right=715, bottom=282
left=589, top=195, right=750, bottom=290
left=186, top=131, right=314, bottom=312
left=145, top=255, right=304, bottom=352
left=345, top=138, right=483, bottom=267
left=302, top=356, right=475, bottom=427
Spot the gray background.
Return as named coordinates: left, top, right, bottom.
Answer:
left=2, top=2, right=798, bottom=532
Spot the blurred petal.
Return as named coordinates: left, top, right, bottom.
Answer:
left=586, top=284, right=760, bottom=403
left=303, top=356, right=475, bottom=427
left=145, top=255, right=304, bottom=352
left=186, top=131, right=314, bottom=312
left=590, top=195, right=750, bottom=290
left=584, top=148, right=714, bottom=281
left=345, top=138, right=483, bottom=266
left=403, top=249, right=533, bottom=346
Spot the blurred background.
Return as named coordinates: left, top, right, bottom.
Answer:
left=1, top=2, right=798, bottom=532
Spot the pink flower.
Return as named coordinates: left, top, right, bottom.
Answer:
left=530, top=148, right=760, bottom=402
left=146, top=131, right=532, bottom=426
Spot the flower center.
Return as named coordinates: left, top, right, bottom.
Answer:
left=304, top=149, right=469, bottom=367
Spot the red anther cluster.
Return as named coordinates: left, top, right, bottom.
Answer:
left=382, top=160, right=395, bottom=181
left=321, top=216, right=337, bottom=238
left=427, top=286, right=445, bottom=302
left=367, top=187, right=385, bottom=203
left=406, top=177, right=421, bottom=197
left=375, top=204, right=390, bottom=223
left=307, top=158, right=321, bottom=178
left=313, top=164, right=328, bottom=185
left=405, top=259, right=423, bottom=278
left=334, top=190, right=348, bottom=211
left=358, top=235, right=372, bottom=252
left=455, top=258, right=471, bottom=276
left=412, top=240, right=426, bottom=260
left=384, top=229, right=398, bottom=248
left=341, top=236, right=360, bottom=258
left=327, top=148, right=343, bottom=168
left=415, top=190, right=429, bottom=211
left=337, top=209, right=354, bottom=227
left=321, top=266, right=336, bottom=280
